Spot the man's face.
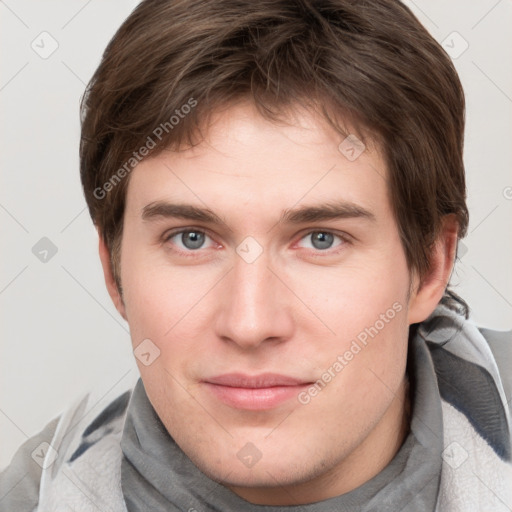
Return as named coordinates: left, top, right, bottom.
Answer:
left=118, top=101, right=414, bottom=504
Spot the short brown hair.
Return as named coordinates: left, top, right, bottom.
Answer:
left=80, top=0, right=468, bottom=312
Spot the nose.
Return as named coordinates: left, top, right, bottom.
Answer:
left=214, top=250, right=295, bottom=350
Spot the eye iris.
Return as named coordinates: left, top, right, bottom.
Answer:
left=182, top=231, right=205, bottom=249
left=311, top=232, right=333, bottom=250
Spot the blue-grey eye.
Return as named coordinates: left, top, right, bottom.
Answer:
left=310, top=231, right=334, bottom=250
left=297, top=231, right=344, bottom=252
left=181, top=231, right=205, bottom=249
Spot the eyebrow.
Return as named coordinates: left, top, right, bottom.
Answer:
left=141, top=200, right=376, bottom=225
left=142, top=202, right=224, bottom=224
left=281, top=201, right=376, bottom=223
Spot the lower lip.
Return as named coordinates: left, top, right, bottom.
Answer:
left=203, top=383, right=310, bottom=410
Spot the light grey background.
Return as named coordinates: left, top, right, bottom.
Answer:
left=1, top=0, right=511, bottom=470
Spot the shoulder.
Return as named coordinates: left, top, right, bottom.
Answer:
left=36, top=386, right=133, bottom=512
left=0, top=416, right=60, bottom=512
left=418, top=306, right=512, bottom=459
left=0, top=375, right=137, bottom=512
left=479, top=327, right=512, bottom=412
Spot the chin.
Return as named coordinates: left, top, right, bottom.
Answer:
left=190, top=444, right=329, bottom=489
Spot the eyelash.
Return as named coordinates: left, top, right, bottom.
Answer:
left=162, top=227, right=351, bottom=257
left=163, top=228, right=220, bottom=258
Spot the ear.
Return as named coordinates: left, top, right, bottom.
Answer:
left=408, top=215, right=459, bottom=325
left=98, top=232, right=127, bottom=321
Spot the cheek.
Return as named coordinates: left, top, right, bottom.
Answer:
left=120, top=241, right=211, bottom=338
left=288, top=249, right=410, bottom=398
left=285, top=250, right=410, bottom=336
left=299, top=302, right=409, bottom=429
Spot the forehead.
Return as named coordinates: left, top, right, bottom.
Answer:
left=124, top=101, right=390, bottom=223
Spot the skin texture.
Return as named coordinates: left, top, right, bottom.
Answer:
left=99, top=100, right=457, bottom=506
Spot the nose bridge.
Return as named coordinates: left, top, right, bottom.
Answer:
left=234, top=254, right=271, bottom=312
left=215, top=249, right=292, bottom=348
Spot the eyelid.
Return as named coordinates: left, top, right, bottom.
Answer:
left=163, top=227, right=220, bottom=252
left=296, top=228, right=352, bottom=242
left=293, top=229, right=353, bottom=253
